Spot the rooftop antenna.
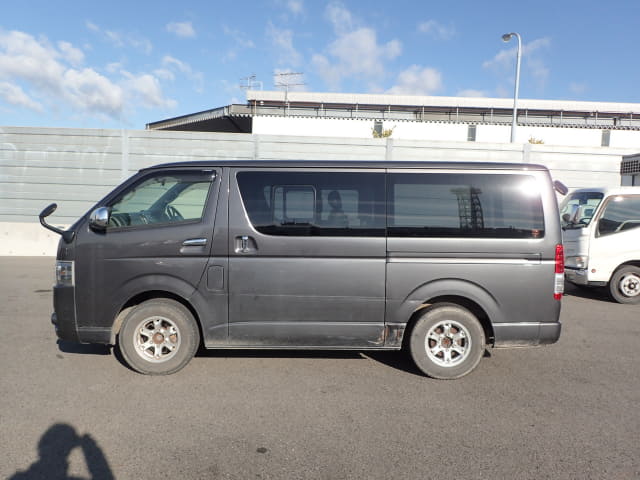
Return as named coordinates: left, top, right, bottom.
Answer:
left=274, top=72, right=305, bottom=114
left=239, top=74, right=263, bottom=91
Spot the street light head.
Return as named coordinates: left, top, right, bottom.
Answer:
left=502, top=33, right=514, bottom=42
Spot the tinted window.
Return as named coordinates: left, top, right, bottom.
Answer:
left=237, top=171, right=385, bottom=236
left=388, top=173, right=545, bottom=238
left=107, top=171, right=213, bottom=228
left=597, top=195, right=640, bottom=236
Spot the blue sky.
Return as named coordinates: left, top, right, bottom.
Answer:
left=1, top=0, right=639, bottom=129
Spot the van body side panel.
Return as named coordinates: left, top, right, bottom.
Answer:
left=226, top=168, right=386, bottom=347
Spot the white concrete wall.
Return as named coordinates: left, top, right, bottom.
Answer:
left=2, top=126, right=637, bottom=255
left=253, top=116, right=640, bottom=149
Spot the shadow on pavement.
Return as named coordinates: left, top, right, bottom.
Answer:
left=196, top=348, right=427, bottom=377
left=196, top=348, right=361, bottom=360
left=360, top=350, right=425, bottom=377
left=8, top=423, right=114, bottom=480
left=57, top=340, right=111, bottom=356
left=563, top=282, right=612, bottom=302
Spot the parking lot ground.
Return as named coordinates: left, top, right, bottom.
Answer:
left=1, top=257, right=639, bottom=479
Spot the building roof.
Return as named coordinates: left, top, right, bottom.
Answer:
left=147, top=90, right=640, bottom=132
left=248, top=90, right=640, bottom=115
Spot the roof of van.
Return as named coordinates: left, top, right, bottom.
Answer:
left=142, top=160, right=550, bottom=171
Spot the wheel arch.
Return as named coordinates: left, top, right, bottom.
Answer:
left=393, top=279, right=501, bottom=349
left=106, top=274, right=208, bottom=345
left=612, top=260, right=640, bottom=273
left=110, top=290, right=204, bottom=344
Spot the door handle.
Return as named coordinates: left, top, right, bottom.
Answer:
left=182, top=238, right=207, bottom=247
left=235, top=235, right=256, bottom=253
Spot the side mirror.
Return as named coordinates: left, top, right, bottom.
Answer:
left=553, top=180, right=568, bottom=196
left=38, top=203, right=75, bottom=243
left=89, top=207, right=110, bottom=231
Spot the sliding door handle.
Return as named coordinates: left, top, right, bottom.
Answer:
left=182, top=238, right=207, bottom=247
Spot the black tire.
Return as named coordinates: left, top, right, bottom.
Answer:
left=117, top=299, right=200, bottom=375
left=409, top=303, right=486, bottom=380
left=608, top=266, right=640, bottom=304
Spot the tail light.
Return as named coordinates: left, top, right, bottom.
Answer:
left=554, top=244, right=564, bottom=300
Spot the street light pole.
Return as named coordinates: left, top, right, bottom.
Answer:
left=502, top=32, right=522, bottom=143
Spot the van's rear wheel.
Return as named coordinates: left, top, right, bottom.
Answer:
left=117, top=299, right=200, bottom=375
left=609, top=266, right=640, bottom=304
left=409, top=304, right=485, bottom=380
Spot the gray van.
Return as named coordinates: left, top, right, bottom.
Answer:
left=40, top=161, right=564, bottom=379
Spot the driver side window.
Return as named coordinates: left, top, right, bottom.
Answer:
left=108, top=171, right=213, bottom=228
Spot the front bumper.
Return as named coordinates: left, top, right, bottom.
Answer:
left=52, top=285, right=79, bottom=342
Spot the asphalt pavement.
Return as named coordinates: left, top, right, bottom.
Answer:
left=1, top=257, right=638, bottom=479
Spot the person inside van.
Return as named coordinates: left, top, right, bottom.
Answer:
left=327, top=190, right=348, bottom=227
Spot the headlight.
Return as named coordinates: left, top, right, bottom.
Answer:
left=56, top=261, right=74, bottom=286
left=565, top=256, right=588, bottom=269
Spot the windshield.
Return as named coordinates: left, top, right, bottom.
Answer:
left=559, top=191, right=604, bottom=229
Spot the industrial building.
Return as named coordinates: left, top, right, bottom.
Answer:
left=148, top=90, right=640, bottom=150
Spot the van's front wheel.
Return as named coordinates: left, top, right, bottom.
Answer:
left=409, top=304, right=485, bottom=380
left=609, top=266, right=640, bottom=304
left=117, top=299, right=200, bottom=375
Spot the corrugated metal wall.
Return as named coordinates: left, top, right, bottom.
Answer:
left=0, top=126, right=632, bottom=254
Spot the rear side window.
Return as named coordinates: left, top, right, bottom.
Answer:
left=237, top=171, right=386, bottom=236
left=388, top=173, right=545, bottom=238
left=107, top=171, right=213, bottom=228
left=597, top=195, right=640, bottom=236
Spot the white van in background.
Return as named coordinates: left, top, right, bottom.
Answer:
left=561, top=187, right=640, bottom=303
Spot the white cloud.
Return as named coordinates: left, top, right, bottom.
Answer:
left=457, top=89, right=486, bottom=98
left=85, top=21, right=99, bottom=32
left=483, top=37, right=551, bottom=69
left=0, top=30, right=177, bottom=120
left=166, top=21, right=196, bottom=38
left=483, top=37, right=551, bottom=90
left=153, top=68, right=174, bottom=81
left=0, top=81, right=43, bottom=111
left=121, top=71, right=176, bottom=109
left=287, top=0, right=304, bottom=14
left=386, top=65, right=442, bottom=95
left=86, top=21, right=153, bottom=54
left=223, top=26, right=255, bottom=61
left=58, top=41, right=84, bottom=66
left=162, top=55, right=190, bottom=74
left=223, top=26, right=255, bottom=49
left=160, top=55, right=204, bottom=93
left=569, top=82, right=588, bottom=95
left=267, top=22, right=302, bottom=67
left=325, top=2, right=353, bottom=34
left=418, top=20, right=456, bottom=40
left=63, top=68, right=124, bottom=116
left=312, top=4, right=402, bottom=91
left=106, top=62, right=123, bottom=74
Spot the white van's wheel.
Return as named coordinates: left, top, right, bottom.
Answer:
left=409, top=304, right=485, bottom=380
left=609, top=266, right=640, bottom=304
left=117, top=299, right=200, bottom=375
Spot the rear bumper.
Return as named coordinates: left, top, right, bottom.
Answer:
left=493, top=321, right=561, bottom=347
